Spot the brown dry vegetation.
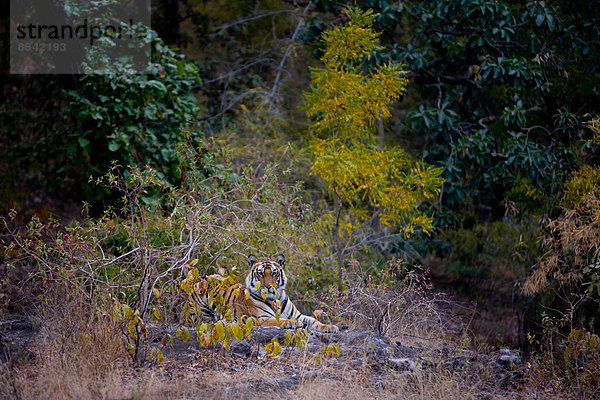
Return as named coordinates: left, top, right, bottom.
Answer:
left=0, top=268, right=531, bottom=400
left=1, top=325, right=519, bottom=400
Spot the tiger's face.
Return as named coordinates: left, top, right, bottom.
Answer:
left=245, top=254, right=287, bottom=301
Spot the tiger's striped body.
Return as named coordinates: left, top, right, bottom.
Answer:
left=190, top=254, right=338, bottom=333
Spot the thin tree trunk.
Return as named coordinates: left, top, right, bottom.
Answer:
left=333, top=190, right=343, bottom=292
left=377, top=117, right=384, bottom=150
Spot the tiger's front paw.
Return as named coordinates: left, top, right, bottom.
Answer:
left=316, top=322, right=339, bottom=333
left=283, top=319, right=304, bottom=330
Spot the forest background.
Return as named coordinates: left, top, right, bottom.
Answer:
left=1, top=0, right=600, bottom=398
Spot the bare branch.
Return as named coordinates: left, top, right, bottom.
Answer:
left=267, top=2, right=312, bottom=110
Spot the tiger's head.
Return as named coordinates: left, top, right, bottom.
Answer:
left=245, top=254, right=287, bottom=301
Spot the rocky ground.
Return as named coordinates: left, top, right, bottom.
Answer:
left=1, top=318, right=524, bottom=399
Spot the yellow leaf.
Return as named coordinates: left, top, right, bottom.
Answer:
left=267, top=340, right=282, bottom=357
left=128, top=320, right=136, bottom=340
left=272, top=340, right=282, bottom=356
left=176, top=327, right=190, bottom=344
left=201, top=333, right=211, bottom=347
left=332, top=344, right=341, bottom=356
left=215, top=320, right=225, bottom=342
left=284, top=329, right=293, bottom=346
left=122, top=304, right=133, bottom=318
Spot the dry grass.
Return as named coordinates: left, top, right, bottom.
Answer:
left=0, top=265, right=556, bottom=400
left=0, top=280, right=516, bottom=400
left=2, top=328, right=528, bottom=400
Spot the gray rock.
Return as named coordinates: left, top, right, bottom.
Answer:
left=497, top=348, right=520, bottom=367
left=389, top=357, right=418, bottom=371
left=231, top=339, right=252, bottom=358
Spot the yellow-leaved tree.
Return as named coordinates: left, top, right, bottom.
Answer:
left=303, top=8, right=443, bottom=290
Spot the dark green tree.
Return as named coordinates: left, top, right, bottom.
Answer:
left=309, top=0, right=600, bottom=226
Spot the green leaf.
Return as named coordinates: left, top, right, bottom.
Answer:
left=122, top=304, right=133, bottom=318
left=156, top=348, right=164, bottom=362
left=535, top=13, right=544, bottom=26
left=108, top=141, right=120, bottom=152
left=176, top=327, right=190, bottom=344
left=78, top=137, right=90, bottom=149
left=284, top=329, right=293, bottom=346
left=146, top=80, right=167, bottom=93
left=215, top=320, right=225, bottom=342
left=128, top=319, right=137, bottom=340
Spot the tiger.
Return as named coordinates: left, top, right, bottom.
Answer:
left=188, top=254, right=339, bottom=333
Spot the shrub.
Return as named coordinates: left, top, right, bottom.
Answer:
left=526, top=328, right=600, bottom=399
left=522, top=165, right=600, bottom=398
left=523, top=166, right=600, bottom=332
left=63, top=29, right=203, bottom=201
left=2, top=153, right=322, bottom=363
left=326, top=259, right=445, bottom=339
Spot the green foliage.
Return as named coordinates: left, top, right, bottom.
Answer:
left=435, top=220, right=539, bottom=284
left=403, top=0, right=598, bottom=223
left=304, top=7, right=442, bottom=289
left=305, top=7, right=442, bottom=232
left=311, top=142, right=441, bottom=232
left=311, top=0, right=600, bottom=226
left=305, top=8, right=407, bottom=140
left=64, top=29, right=203, bottom=200
left=563, top=165, right=600, bottom=209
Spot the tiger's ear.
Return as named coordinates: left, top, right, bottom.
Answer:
left=276, top=254, right=285, bottom=268
left=247, top=254, right=257, bottom=267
